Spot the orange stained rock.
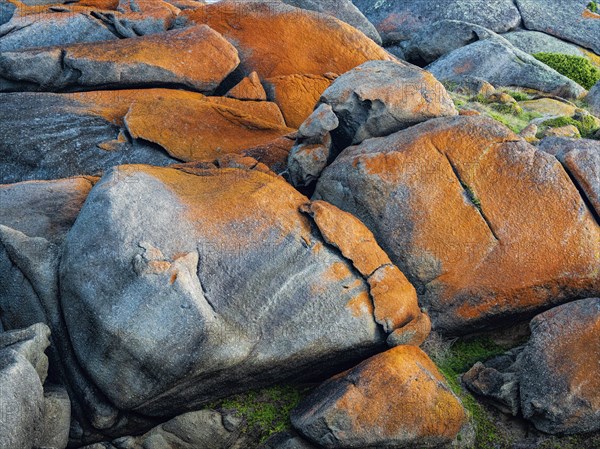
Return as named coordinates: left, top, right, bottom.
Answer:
left=226, top=71, right=268, bottom=101
left=124, top=93, right=294, bottom=162
left=264, top=74, right=335, bottom=128
left=583, top=9, right=600, bottom=19
left=312, top=345, right=467, bottom=443
left=63, top=25, right=239, bottom=92
left=336, top=116, right=600, bottom=330
left=182, top=1, right=393, bottom=79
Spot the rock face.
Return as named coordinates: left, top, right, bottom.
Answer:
left=0, top=89, right=295, bottom=183
left=352, top=0, right=520, bottom=45
left=516, top=0, right=600, bottom=55
left=319, top=60, right=457, bottom=148
left=181, top=1, right=392, bottom=79
left=403, top=20, right=495, bottom=65
left=0, top=324, right=51, bottom=449
left=427, top=37, right=587, bottom=99
left=0, top=26, right=240, bottom=93
left=464, top=298, right=600, bottom=434
left=587, top=81, right=600, bottom=116
left=291, top=345, right=468, bottom=449
left=225, top=71, right=267, bottom=101
left=539, top=137, right=600, bottom=216
left=281, top=0, right=381, bottom=44
left=58, top=163, right=427, bottom=425
left=314, top=116, right=600, bottom=334
left=502, top=30, right=591, bottom=58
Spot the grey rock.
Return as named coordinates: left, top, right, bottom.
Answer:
left=0, top=0, right=16, bottom=26
left=352, top=0, right=521, bottom=45
left=319, top=60, right=457, bottom=149
left=586, top=81, right=600, bottom=116
left=446, top=76, right=496, bottom=97
left=403, top=20, right=496, bottom=65
left=0, top=13, right=117, bottom=53
left=40, top=385, right=71, bottom=449
left=260, top=431, right=318, bottom=449
left=0, top=91, right=177, bottom=184
left=0, top=324, right=50, bottom=449
left=539, top=137, right=600, bottom=218
left=463, top=361, right=520, bottom=416
left=502, top=30, right=588, bottom=57
left=427, top=36, right=587, bottom=99
left=110, top=409, right=244, bottom=449
left=516, top=0, right=600, bottom=55
left=58, top=163, right=421, bottom=425
left=281, top=0, right=381, bottom=44
left=0, top=26, right=240, bottom=94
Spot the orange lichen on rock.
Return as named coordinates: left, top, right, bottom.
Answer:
left=264, top=74, right=335, bottom=128
left=225, top=71, right=267, bottom=101
left=292, top=345, right=468, bottom=448
left=182, top=1, right=392, bottom=79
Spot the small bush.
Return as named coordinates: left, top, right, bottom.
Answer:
left=533, top=52, right=600, bottom=90
left=541, top=115, right=599, bottom=138
left=501, top=89, right=530, bottom=102
left=588, top=1, right=599, bottom=13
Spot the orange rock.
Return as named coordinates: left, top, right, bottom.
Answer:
left=264, top=74, right=335, bottom=128
left=225, top=71, right=267, bottom=101
left=0, top=26, right=240, bottom=93
left=291, top=345, right=468, bottom=448
left=315, top=116, right=600, bottom=334
left=182, top=1, right=393, bottom=79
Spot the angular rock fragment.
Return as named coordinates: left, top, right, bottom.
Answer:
left=225, top=71, right=267, bottom=101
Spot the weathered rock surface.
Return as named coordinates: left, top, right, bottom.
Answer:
left=291, top=345, right=468, bottom=449
left=587, top=81, right=600, bottom=116
left=0, top=324, right=50, bottom=449
left=464, top=298, right=600, bottom=434
left=0, top=0, right=177, bottom=52
left=58, top=163, right=426, bottom=426
left=181, top=1, right=392, bottom=79
left=260, top=431, right=318, bottom=449
left=281, top=0, right=381, bottom=44
left=0, top=89, right=295, bottom=183
left=314, top=116, right=600, bottom=334
left=41, top=385, right=72, bottom=449
left=0, top=26, right=240, bottom=93
left=427, top=37, right=587, bottom=99
left=539, top=137, right=600, bottom=216
left=352, top=0, right=520, bottom=45
left=403, top=20, right=495, bottom=65
left=516, top=0, right=600, bottom=55
left=319, top=60, right=457, bottom=149
left=264, top=73, right=335, bottom=128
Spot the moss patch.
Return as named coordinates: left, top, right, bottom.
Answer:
left=533, top=52, right=600, bottom=89
left=539, top=115, right=599, bottom=138
left=588, top=1, right=599, bottom=13
left=211, top=385, right=309, bottom=443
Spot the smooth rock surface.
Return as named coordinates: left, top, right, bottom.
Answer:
left=587, top=81, right=600, bottom=116
left=314, top=116, right=600, bottom=334
left=352, top=0, right=521, bottom=45
left=427, top=37, right=587, bottom=99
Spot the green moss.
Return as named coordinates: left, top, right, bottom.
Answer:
left=492, top=103, right=523, bottom=115
left=533, top=52, right=600, bottom=89
left=500, top=89, right=531, bottom=102
left=213, top=385, right=307, bottom=443
left=541, top=115, right=599, bottom=138
left=588, top=1, right=599, bottom=13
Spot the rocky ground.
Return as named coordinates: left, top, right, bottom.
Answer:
left=0, top=0, right=599, bottom=448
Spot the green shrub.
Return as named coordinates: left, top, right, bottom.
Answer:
left=533, top=52, right=600, bottom=89
left=501, top=89, right=530, bottom=102
left=588, top=1, right=599, bottom=13
left=541, top=115, right=599, bottom=138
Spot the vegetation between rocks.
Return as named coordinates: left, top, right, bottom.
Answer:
left=539, top=115, right=600, bottom=138
left=533, top=52, right=600, bottom=90
left=588, top=1, right=599, bottom=13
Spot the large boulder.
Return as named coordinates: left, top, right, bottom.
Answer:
left=352, top=0, right=520, bottom=45
left=0, top=89, right=293, bottom=183
left=314, top=116, right=600, bottom=334
left=180, top=0, right=392, bottom=79
left=281, top=0, right=381, bottom=44
left=464, top=298, right=600, bottom=434
left=291, top=345, right=469, bottom=449
left=288, top=60, right=457, bottom=188
left=0, top=26, right=240, bottom=93
left=58, top=162, right=427, bottom=432
left=586, top=81, right=600, bottom=116
left=403, top=20, right=496, bottom=65
left=502, top=30, right=592, bottom=58
left=516, top=0, right=600, bottom=55
left=427, top=36, right=587, bottom=99
left=539, top=137, right=600, bottom=216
